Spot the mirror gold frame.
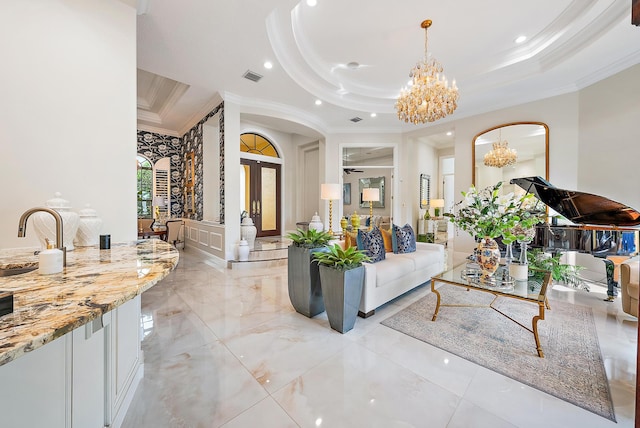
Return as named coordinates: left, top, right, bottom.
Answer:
left=472, top=121, right=549, bottom=188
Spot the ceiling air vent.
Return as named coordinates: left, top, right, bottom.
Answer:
left=242, top=70, right=263, bottom=82
left=350, top=117, right=363, bottom=123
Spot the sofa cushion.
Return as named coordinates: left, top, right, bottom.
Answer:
left=380, top=228, right=393, bottom=252
left=344, top=231, right=358, bottom=249
left=357, top=227, right=386, bottom=263
left=392, top=223, right=416, bottom=254
left=373, top=253, right=415, bottom=287
left=396, top=248, right=440, bottom=270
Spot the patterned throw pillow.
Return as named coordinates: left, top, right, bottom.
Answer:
left=392, top=223, right=417, bottom=254
left=357, top=227, right=386, bottom=263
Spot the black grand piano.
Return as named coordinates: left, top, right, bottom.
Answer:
left=511, top=176, right=640, bottom=288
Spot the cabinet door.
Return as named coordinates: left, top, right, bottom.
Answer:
left=0, top=335, right=69, bottom=428
left=72, top=321, right=105, bottom=427
left=107, top=295, right=142, bottom=426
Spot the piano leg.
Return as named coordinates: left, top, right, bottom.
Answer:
left=603, top=259, right=618, bottom=301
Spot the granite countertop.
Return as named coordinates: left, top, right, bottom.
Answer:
left=0, top=239, right=179, bottom=366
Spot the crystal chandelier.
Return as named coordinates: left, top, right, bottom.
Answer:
left=395, top=20, right=459, bottom=124
left=483, top=131, right=517, bottom=168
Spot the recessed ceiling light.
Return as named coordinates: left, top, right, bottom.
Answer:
left=370, top=113, right=377, bottom=118
left=315, top=99, right=322, bottom=106
left=515, top=35, right=527, bottom=44
left=446, top=131, right=452, bottom=136
left=346, top=61, right=360, bottom=70
left=307, top=0, right=317, bottom=6
left=263, top=61, right=273, bottom=69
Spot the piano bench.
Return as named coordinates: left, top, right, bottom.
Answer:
left=620, top=257, right=639, bottom=318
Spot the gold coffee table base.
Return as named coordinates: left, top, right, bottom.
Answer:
left=431, top=265, right=552, bottom=358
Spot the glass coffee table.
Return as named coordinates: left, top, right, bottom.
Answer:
left=431, top=263, right=552, bottom=357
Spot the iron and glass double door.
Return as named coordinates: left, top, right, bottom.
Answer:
left=241, top=159, right=281, bottom=237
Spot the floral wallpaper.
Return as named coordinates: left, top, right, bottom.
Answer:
left=137, top=102, right=224, bottom=222
left=183, top=102, right=224, bottom=222
left=136, top=131, right=184, bottom=218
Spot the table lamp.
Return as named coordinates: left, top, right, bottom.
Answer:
left=321, top=183, right=341, bottom=235
left=362, top=188, right=380, bottom=230
left=431, top=199, right=445, bottom=217
left=152, top=196, right=165, bottom=220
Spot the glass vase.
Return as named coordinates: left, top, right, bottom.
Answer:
left=504, top=242, right=514, bottom=265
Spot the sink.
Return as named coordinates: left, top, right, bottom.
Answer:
left=0, top=266, right=37, bottom=277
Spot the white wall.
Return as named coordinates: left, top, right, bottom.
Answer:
left=578, top=64, right=640, bottom=211
left=0, top=0, right=137, bottom=249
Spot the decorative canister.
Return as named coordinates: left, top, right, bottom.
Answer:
left=340, top=216, right=348, bottom=233
left=32, top=192, right=80, bottom=251
left=477, top=236, right=500, bottom=281
left=237, top=239, right=250, bottom=261
left=75, top=204, right=103, bottom=247
left=240, top=216, right=257, bottom=249
left=308, top=212, right=323, bottom=231
left=350, top=211, right=360, bottom=229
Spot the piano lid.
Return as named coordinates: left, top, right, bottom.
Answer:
left=511, top=176, right=640, bottom=227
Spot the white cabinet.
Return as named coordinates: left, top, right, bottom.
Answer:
left=72, top=320, right=106, bottom=428
left=106, top=295, right=143, bottom=428
left=0, top=333, right=69, bottom=427
left=0, top=296, right=143, bottom=428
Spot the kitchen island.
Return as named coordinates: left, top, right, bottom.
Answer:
left=0, top=239, right=179, bottom=428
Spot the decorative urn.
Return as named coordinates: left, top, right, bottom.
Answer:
left=32, top=192, right=80, bottom=250
left=75, top=204, right=103, bottom=247
left=308, top=212, right=323, bottom=231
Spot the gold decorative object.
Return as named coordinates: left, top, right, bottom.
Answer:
left=350, top=211, right=360, bottom=229
left=396, top=19, right=459, bottom=124
left=483, top=130, right=517, bottom=168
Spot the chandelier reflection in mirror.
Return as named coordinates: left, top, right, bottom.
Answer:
left=484, top=130, right=517, bottom=168
left=395, top=19, right=459, bottom=124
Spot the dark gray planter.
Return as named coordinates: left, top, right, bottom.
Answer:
left=287, top=246, right=327, bottom=317
left=318, top=264, right=365, bottom=334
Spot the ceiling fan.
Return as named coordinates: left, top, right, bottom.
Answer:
left=343, top=168, right=364, bottom=175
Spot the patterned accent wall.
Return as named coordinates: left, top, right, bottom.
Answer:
left=137, top=102, right=224, bottom=222
left=136, top=131, right=184, bottom=218
left=182, top=102, right=225, bottom=222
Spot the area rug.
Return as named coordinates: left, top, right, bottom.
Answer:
left=381, top=285, right=615, bottom=422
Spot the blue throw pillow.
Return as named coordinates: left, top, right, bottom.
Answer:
left=357, top=227, right=385, bottom=263
left=392, top=223, right=417, bottom=254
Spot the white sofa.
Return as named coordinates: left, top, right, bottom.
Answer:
left=357, top=242, right=445, bottom=317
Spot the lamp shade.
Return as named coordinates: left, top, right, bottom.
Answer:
left=362, top=188, right=380, bottom=202
left=321, top=183, right=341, bottom=200
left=152, top=196, right=165, bottom=206
left=431, top=199, right=445, bottom=208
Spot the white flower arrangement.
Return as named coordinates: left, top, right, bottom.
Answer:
left=446, top=182, right=544, bottom=240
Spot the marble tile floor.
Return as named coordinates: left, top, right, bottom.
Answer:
left=122, top=249, right=637, bottom=428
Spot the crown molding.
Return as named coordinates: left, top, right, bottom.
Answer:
left=137, top=124, right=182, bottom=138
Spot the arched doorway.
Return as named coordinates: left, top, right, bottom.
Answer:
left=240, top=133, right=281, bottom=237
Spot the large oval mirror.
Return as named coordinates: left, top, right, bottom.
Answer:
left=472, top=122, right=548, bottom=195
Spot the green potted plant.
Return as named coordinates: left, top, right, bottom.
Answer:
left=527, top=249, right=588, bottom=290
left=286, top=228, right=333, bottom=317
left=313, top=244, right=370, bottom=333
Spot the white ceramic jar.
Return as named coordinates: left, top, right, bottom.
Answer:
left=32, top=192, right=80, bottom=251
left=308, top=212, right=323, bottom=231
left=237, top=239, right=250, bottom=261
left=240, top=216, right=257, bottom=249
left=75, top=204, right=103, bottom=247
